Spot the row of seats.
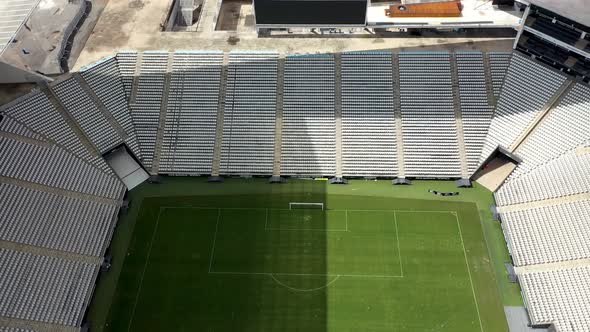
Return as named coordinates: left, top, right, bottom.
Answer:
left=281, top=54, right=336, bottom=176
left=0, top=182, right=119, bottom=257
left=79, top=56, right=143, bottom=160
left=220, top=52, right=278, bottom=175
left=500, top=199, right=590, bottom=266
left=495, top=149, right=590, bottom=206
left=479, top=53, right=567, bottom=164
left=510, top=83, right=590, bottom=180
left=398, top=52, right=461, bottom=178
left=160, top=51, right=224, bottom=175
left=488, top=52, right=512, bottom=98
left=0, top=248, right=98, bottom=326
left=341, top=51, right=397, bottom=177
left=456, top=51, right=494, bottom=174
left=519, top=265, right=590, bottom=332
left=0, top=123, right=124, bottom=199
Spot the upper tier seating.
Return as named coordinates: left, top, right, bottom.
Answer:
left=519, top=265, right=590, bottom=332
left=479, top=53, right=567, bottom=164
left=281, top=54, right=336, bottom=176
left=510, top=83, right=590, bottom=180
left=341, top=51, right=397, bottom=177
left=456, top=51, right=494, bottom=174
left=160, top=51, right=223, bottom=175
left=79, top=56, right=142, bottom=159
left=220, top=51, right=277, bottom=175
left=398, top=51, right=461, bottom=178
left=0, top=249, right=98, bottom=326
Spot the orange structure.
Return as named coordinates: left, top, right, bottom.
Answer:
left=385, top=0, right=462, bottom=18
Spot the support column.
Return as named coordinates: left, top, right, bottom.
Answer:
left=209, top=52, right=230, bottom=181
left=391, top=53, right=407, bottom=184
left=510, top=79, right=575, bottom=152
left=332, top=52, right=345, bottom=183
left=449, top=53, right=470, bottom=181
left=270, top=53, right=286, bottom=183
left=151, top=53, right=174, bottom=175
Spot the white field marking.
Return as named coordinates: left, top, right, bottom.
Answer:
left=392, top=211, right=404, bottom=277
left=345, top=210, right=348, bottom=232
left=208, top=209, right=222, bottom=273
left=270, top=274, right=341, bottom=292
left=127, top=208, right=164, bottom=332
left=265, top=228, right=349, bottom=232
left=161, top=206, right=456, bottom=215
left=209, top=271, right=403, bottom=278
left=454, top=213, right=484, bottom=332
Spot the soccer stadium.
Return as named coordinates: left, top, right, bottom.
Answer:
left=0, top=0, right=589, bottom=332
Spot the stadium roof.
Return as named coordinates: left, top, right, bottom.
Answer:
left=525, top=0, right=589, bottom=27
left=0, top=0, right=40, bottom=54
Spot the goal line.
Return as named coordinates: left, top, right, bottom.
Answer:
left=289, top=202, right=324, bottom=210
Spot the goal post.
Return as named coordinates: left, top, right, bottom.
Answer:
left=289, top=202, right=324, bottom=210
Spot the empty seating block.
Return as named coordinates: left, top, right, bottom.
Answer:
left=0, top=183, right=119, bottom=256
left=0, top=115, right=46, bottom=142
left=281, top=54, right=336, bottom=177
left=52, top=77, right=121, bottom=154
left=500, top=200, right=590, bottom=266
left=160, top=51, right=223, bottom=175
left=341, top=51, right=397, bottom=177
left=398, top=51, right=461, bottom=178
left=519, top=265, right=590, bottom=332
left=220, top=51, right=277, bottom=175
left=479, top=53, right=567, bottom=162
left=130, top=51, right=169, bottom=170
left=456, top=51, right=494, bottom=174
left=116, top=50, right=138, bottom=101
left=80, top=56, right=142, bottom=160
left=1, top=91, right=111, bottom=174
left=495, top=149, right=590, bottom=206
left=488, top=52, right=512, bottom=98
left=0, top=249, right=98, bottom=326
left=511, top=83, right=590, bottom=179
left=0, top=135, right=124, bottom=199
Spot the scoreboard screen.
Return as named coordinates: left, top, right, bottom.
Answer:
left=254, top=0, right=367, bottom=26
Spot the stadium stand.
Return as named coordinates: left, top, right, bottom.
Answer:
left=0, top=248, right=98, bottom=327
left=500, top=199, right=590, bottom=266
left=128, top=51, right=169, bottom=171
left=456, top=51, right=494, bottom=174
left=398, top=51, right=461, bottom=178
left=0, top=182, right=119, bottom=256
left=2, top=48, right=590, bottom=330
left=0, top=91, right=112, bottom=174
left=479, top=53, right=568, bottom=163
left=487, top=52, right=512, bottom=98
left=510, top=83, right=590, bottom=180
left=79, top=56, right=142, bottom=160
left=519, top=265, right=590, bottom=332
left=341, top=51, right=397, bottom=177
left=281, top=54, right=336, bottom=176
left=529, top=16, right=581, bottom=46
left=221, top=51, right=277, bottom=175
left=495, top=148, right=590, bottom=206
left=160, top=51, right=224, bottom=175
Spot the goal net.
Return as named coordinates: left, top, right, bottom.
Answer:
left=289, top=202, right=324, bottom=210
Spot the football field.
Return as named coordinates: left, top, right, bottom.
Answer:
left=97, top=179, right=513, bottom=332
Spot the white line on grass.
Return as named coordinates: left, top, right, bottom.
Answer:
left=454, top=213, right=484, bottom=332
left=392, top=211, right=404, bottom=277
left=127, top=208, right=163, bottom=332
left=269, top=274, right=341, bottom=292
left=209, top=271, right=403, bottom=278
left=208, top=209, right=222, bottom=273
left=161, top=206, right=456, bottom=215
left=265, top=228, right=348, bottom=232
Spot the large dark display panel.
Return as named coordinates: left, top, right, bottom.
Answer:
left=254, top=0, right=367, bottom=26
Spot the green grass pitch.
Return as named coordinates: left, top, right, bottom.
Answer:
left=90, top=178, right=520, bottom=332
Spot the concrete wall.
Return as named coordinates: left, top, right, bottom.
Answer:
left=0, top=61, right=51, bottom=84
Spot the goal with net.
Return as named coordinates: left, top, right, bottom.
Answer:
left=289, top=202, right=324, bottom=210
